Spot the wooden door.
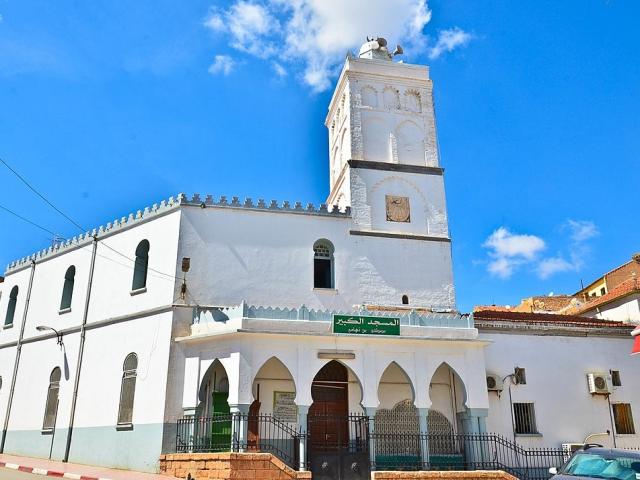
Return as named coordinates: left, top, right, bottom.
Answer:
left=309, top=361, right=349, bottom=452
left=247, top=400, right=261, bottom=450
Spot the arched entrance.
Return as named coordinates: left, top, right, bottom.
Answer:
left=249, top=357, right=297, bottom=451
left=428, top=363, right=468, bottom=469
left=198, top=360, right=231, bottom=451
left=373, top=363, right=419, bottom=470
left=308, top=361, right=368, bottom=480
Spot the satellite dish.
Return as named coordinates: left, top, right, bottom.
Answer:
left=393, top=45, right=404, bottom=56
left=376, top=37, right=388, bottom=47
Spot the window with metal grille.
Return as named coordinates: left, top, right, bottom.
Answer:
left=60, top=266, right=75, bottom=311
left=313, top=240, right=334, bottom=289
left=118, top=353, right=138, bottom=425
left=42, top=367, right=61, bottom=431
left=4, top=286, right=18, bottom=327
left=612, top=403, right=635, bottom=435
left=132, top=240, right=150, bottom=291
left=513, top=402, right=538, bottom=434
left=611, top=370, right=622, bottom=387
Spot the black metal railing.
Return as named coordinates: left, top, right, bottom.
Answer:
left=370, top=432, right=567, bottom=480
left=176, top=413, right=300, bottom=469
left=247, top=413, right=300, bottom=469
left=177, top=413, right=236, bottom=453
left=176, top=414, right=639, bottom=480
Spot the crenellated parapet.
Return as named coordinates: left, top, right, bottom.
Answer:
left=179, top=193, right=351, bottom=217
left=6, top=195, right=182, bottom=273
left=5, top=192, right=351, bottom=274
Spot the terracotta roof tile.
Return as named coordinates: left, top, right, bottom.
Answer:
left=473, top=309, right=632, bottom=330
left=572, top=278, right=640, bottom=315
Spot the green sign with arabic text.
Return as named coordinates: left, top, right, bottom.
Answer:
left=333, top=314, right=400, bottom=336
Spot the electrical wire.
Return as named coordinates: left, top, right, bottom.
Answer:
left=0, top=156, right=181, bottom=281
left=0, top=203, right=60, bottom=237
left=0, top=157, right=85, bottom=232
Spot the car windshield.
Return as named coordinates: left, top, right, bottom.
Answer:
left=560, top=452, right=640, bottom=480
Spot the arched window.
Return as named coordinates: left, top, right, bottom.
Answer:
left=43, top=367, right=61, bottom=431
left=402, top=295, right=409, bottom=305
left=118, top=353, right=138, bottom=425
left=313, top=240, right=335, bottom=289
left=60, top=266, right=75, bottom=311
left=4, top=286, right=18, bottom=327
left=132, top=240, right=150, bottom=291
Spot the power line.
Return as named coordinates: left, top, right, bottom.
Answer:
left=0, top=157, right=85, bottom=232
left=0, top=203, right=60, bottom=237
left=0, top=156, right=180, bottom=281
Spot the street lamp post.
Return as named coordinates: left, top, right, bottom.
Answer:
left=36, top=325, right=64, bottom=347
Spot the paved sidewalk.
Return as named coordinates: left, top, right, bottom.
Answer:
left=0, top=454, right=178, bottom=480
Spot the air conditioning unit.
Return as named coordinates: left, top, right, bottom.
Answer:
left=562, top=443, right=584, bottom=457
left=486, top=374, right=503, bottom=392
left=587, top=373, right=612, bottom=395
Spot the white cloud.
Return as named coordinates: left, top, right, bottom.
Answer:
left=205, top=2, right=278, bottom=58
left=204, top=0, right=471, bottom=91
left=428, top=27, right=472, bottom=60
left=208, top=55, right=236, bottom=75
left=272, top=62, right=287, bottom=77
left=481, top=220, right=599, bottom=280
left=482, top=227, right=546, bottom=279
left=483, top=227, right=546, bottom=260
left=565, top=219, right=598, bottom=243
left=537, top=256, right=574, bottom=279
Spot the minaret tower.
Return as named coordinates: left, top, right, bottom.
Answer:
left=326, top=37, right=455, bottom=308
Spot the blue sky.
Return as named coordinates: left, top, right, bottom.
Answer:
left=0, top=0, right=638, bottom=312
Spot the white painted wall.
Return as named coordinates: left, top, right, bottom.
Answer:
left=21, top=247, right=92, bottom=340
left=87, top=210, right=181, bottom=322
left=178, top=205, right=454, bottom=310
left=0, top=266, right=33, bottom=345
left=584, top=295, right=640, bottom=324
left=482, top=331, right=640, bottom=448
left=73, top=311, right=173, bottom=429
left=0, top=346, right=16, bottom=431
left=350, top=168, right=450, bottom=237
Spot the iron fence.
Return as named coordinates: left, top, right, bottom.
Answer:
left=175, top=414, right=639, bottom=480
left=176, top=413, right=237, bottom=454
left=175, top=413, right=300, bottom=469
left=371, top=432, right=567, bottom=480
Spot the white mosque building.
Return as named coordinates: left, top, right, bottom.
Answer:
left=0, top=39, right=637, bottom=477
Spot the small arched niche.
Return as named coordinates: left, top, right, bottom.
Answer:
left=361, top=86, right=378, bottom=108
left=404, top=90, right=422, bottom=113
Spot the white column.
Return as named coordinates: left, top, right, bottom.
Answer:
left=229, top=403, right=250, bottom=452
left=418, top=407, right=429, bottom=470
left=365, top=407, right=377, bottom=470
left=297, top=405, right=310, bottom=471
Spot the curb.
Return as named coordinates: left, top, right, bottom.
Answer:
left=0, top=461, right=113, bottom=480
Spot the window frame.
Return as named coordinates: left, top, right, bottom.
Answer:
left=4, top=286, right=19, bottom=328
left=131, top=240, right=150, bottom=293
left=612, top=403, right=635, bottom=435
left=313, top=240, right=335, bottom=290
left=611, top=370, right=622, bottom=387
left=117, top=353, right=138, bottom=427
left=42, top=367, right=61, bottom=433
left=513, top=402, right=539, bottom=435
left=59, top=265, right=76, bottom=313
